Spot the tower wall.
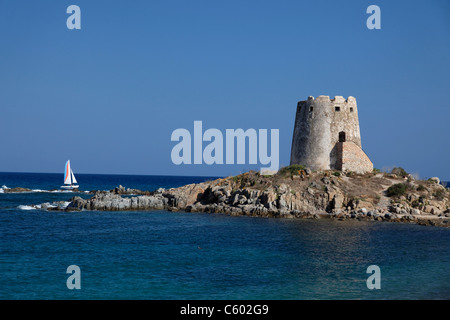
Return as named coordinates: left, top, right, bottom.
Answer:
left=336, top=141, right=373, bottom=174
left=290, top=95, right=370, bottom=172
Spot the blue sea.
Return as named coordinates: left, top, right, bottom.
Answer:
left=0, top=172, right=449, bottom=300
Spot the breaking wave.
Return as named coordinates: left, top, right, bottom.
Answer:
left=0, top=185, right=82, bottom=194
left=32, top=189, right=75, bottom=193
left=17, top=201, right=71, bottom=211
left=17, top=205, right=38, bottom=210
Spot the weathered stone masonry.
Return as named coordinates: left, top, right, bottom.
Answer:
left=290, top=95, right=373, bottom=173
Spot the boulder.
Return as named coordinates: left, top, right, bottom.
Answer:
left=4, top=187, right=32, bottom=193
left=429, top=177, right=440, bottom=184
left=40, top=202, right=51, bottom=210
left=331, top=193, right=345, bottom=210
left=278, top=197, right=287, bottom=209
left=114, top=185, right=126, bottom=194
left=385, top=212, right=394, bottom=220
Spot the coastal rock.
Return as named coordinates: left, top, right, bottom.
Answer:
left=49, top=169, right=449, bottom=228
left=168, top=183, right=207, bottom=208
left=67, top=196, right=87, bottom=210
left=4, top=187, right=32, bottom=193
left=40, top=202, right=52, bottom=210
left=65, top=193, right=167, bottom=211
left=423, top=205, right=440, bottom=215
left=330, top=193, right=345, bottom=210
left=429, top=177, right=440, bottom=184
left=115, top=185, right=126, bottom=194
left=278, top=197, right=287, bottom=209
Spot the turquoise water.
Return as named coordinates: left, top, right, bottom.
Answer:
left=0, top=173, right=449, bottom=299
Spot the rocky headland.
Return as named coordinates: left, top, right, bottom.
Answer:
left=3, top=187, right=33, bottom=193
left=46, top=166, right=450, bottom=227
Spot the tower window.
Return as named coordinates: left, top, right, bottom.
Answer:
left=335, top=106, right=340, bottom=112
left=310, top=107, right=313, bottom=112
left=339, top=131, right=346, bottom=142
left=350, top=107, right=354, bottom=112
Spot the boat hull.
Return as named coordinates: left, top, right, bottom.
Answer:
left=60, top=185, right=79, bottom=190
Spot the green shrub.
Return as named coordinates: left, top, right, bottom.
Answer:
left=386, top=183, right=407, bottom=197
left=231, top=176, right=240, bottom=182
left=433, top=189, right=446, bottom=201
left=278, top=164, right=306, bottom=177
left=391, top=167, right=408, bottom=178
left=417, top=184, right=426, bottom=192
left=373, top=168, right=381, bottom=173
left=333, top=171, right=341, bottom=177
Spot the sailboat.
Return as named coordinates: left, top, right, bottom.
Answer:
left=61, top=160, right=79, bottom=190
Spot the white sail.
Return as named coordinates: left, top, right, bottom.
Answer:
left=61, top=160, right=79, bottom=189
left=64, top=160, right=72, bottom=185
left=71, top=169, right=77, bottom=184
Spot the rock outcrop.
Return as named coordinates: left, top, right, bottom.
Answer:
left=46, top=168, right=450, bottom=227
left=3, top=187, right=32, bottom=193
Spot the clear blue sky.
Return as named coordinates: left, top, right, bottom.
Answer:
left=0, top=0, right=449, bottom=179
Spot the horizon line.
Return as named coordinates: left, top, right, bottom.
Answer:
left=0, top=171, right=225, bottom=178
left=0, top=170, right=448, bottom=182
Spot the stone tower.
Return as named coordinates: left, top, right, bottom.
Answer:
left=290, top=95, right=373, bottom=173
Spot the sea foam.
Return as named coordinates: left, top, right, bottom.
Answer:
left=17, top=205, right=37, bottom=210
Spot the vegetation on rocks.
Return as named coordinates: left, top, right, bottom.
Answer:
left=277, top=164, right=306, bottom=178
left=391, top=167, right=408, bottom=178
left=386, top=183, right=407, bottom=197
left=32, top=166, right=450, bottom=228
